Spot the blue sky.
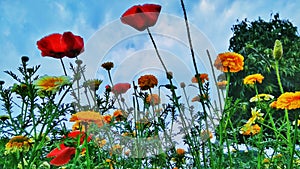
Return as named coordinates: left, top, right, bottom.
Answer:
left=1, top=0, right=300, bottom=86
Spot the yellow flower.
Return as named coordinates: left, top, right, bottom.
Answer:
left=250, top=94, right=274, bottom=102
left=33, top=75, right=71, bottom=94
left=240, top=124, right=261, bottom=136
left=214, top=52, right=244, bottom=73
left=72, top=121, right=85, bottom=131
left=246, top=107, right=264, bottom=124
left=5, top=135, right=33, bottom=154
left=146, top=94, right=161, bottom=106
left=70, top=111, right=104, bottom=128
left=243, top=74, right=264, bottom=85
left=138, top=74, right=158, bottom=90
left=271, top=91, right=300, bottom=110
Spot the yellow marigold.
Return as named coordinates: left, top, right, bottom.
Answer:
left=243, top=74, right=264, bottom=85
left=176, top=148, right=185, bottom=155
left=70, top=111, right=104, bottom=128
left=138, top=74, right=158, bottom=90
left=240, top=124, right=261, bottom=136
left=5, top=135, right=33, bottom=154
left=33, top=75, right=71, bottom=94
left=214, top=52, right=244, bottom=73
left=146, top=94, right=161, bottom=105
left=250, top=94, right=274, bottom=102
left=271, top=91, right=300, bottom=110
left=217, top=80, right=227, bottom=89
left=191, top=73, right=209, bottom=83
left=72, top=121, right=86, bottom=131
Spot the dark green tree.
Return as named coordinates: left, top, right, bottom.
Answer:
left=228, top=13, right=300, bottom=100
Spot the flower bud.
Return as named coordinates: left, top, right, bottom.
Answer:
left=273, top=39, right=283, bottom=60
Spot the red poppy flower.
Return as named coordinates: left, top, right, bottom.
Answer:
left=46, top=131, right=91, bottom=166
left=37, top=31, right=84, bottom=59
left=112, top=83, right=131, bottom=95
left=121, top=4, right=161, bottom=31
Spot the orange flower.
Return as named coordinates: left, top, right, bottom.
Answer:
left=176, top=148, right=185, bottom=156
left=101, top=62, right=114, bottom=71
left=113, top=110, right=123, bottom=121
left=146, top=94, right=161, bottom=105
left=270, top=91, right=300, bottom=110
left=103, top=114, right=112, bottom=124
left=33, top=75, right=71, bottom=94
left=112, top=83, right=131, bottom=95
left=72, top=121, right=85, bottom=131
left=243, top=74, right=264, bottom=85
left=70, top=111, right=104, bottom=128
left=214, top=52, right=244, bottom=73
left=240, top=124, right=261, bottom=136
left=191, top=73, right=209, bottom=83
left=5, top=136, right=33, bottom=154
left=138, top=74, right=158, bottom=90
left=191, top=94, right=209, bottom=102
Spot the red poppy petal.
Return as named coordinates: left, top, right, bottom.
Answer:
left=62, top=32, right=84, bottom=58
left=121, top=5, right=149, bottom=31
left=37, top=33, right=66, bottom=58
left=49, top=147, right=76, bottom=166
left=141, top=4, right=161, bottom=27
left=46, top=144, right=67, bottom=158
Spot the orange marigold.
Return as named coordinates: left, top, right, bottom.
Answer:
left=113, top=110, right=124, bottom=121
left=217, top=80, right=227, bottom=89
left=243, top=74, right=264, bottom=85
left=270, top=91, right=300, bottom=110
left=70, top=111, right=104, bottom=128
left=240, top=124, right=261, bottom=136
left=103, top=114, right=112, bottom=124
left=191, top=73, right=209, bottom=83
left=214, top=52, right=244, bottom=72
left=138, top=75, right=158, bottom=90
left=146, top=94, right=161, bottom=105
left=176, top=148, right=185, bottom=155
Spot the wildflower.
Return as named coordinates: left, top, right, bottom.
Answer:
left=83, top=79, right=102, bottom=91
left=138, top=74, right=158, bottom=90
left=112, top=83, right=131, bottom=95
left=103, top=114, right=112, bottom=124
left=217, top=80, right=227, bottom=89
left=191, top=73, right=209, bottom=83
left=146, top=94, right=161, bottom=105
left=37, top=32, right=84, bottom=59
left=250, top=94, right=274, bottom=102
left=214, top=52, right=244, bottom=73
left=5, top=136, right=33, bottom=154
left=243, top=74, right=264, bottom=85
left=246, top=107, right=264, bottom=124
left=113, top=110, right=124, bottom=121
left=191, top=94, right=209, bottom=102
left=240, top=124, right=261, bottom=136
left=121, top=4, right=161, bottom=31
left=46, top=131, right=91, bottom=166
left=95, top=138, right=106, bottom=147
left=70, top=111, right=104, bottom=128
left=101, top=62, right=114, bottom=71
left=270, top=91, right=300, bottom=110
left=273, top=39, right=283, bottom=60
left=176, top=148, right=185, bottom=156
left=33, top=75, right=71, bottom=94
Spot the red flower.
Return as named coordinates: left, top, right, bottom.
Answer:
left=37, top=31, right=84, bottom=59
left=46, top=131, right=91, bottom=166
left=121, top=4, right=161, bottom=31
left=112, top=83, right=131, bottom=95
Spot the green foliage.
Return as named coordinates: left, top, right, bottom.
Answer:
left=228, top=13, right=300, bottom=100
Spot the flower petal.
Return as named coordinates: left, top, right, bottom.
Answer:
left=49, top=147, right=76, bottom=166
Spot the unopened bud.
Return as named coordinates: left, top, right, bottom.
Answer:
left=273, top=40, right=283, bottom=60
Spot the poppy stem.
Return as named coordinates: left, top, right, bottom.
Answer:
left=146, top=28, right=168, bottom=73
left=180, top=0, right=199, bottom=76
left=60, top=58, right=68, bottom=76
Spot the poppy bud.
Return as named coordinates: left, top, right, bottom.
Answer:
left=273, top=40, right=283, bottom=60
left=21, top=56, right=29, bottom=63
